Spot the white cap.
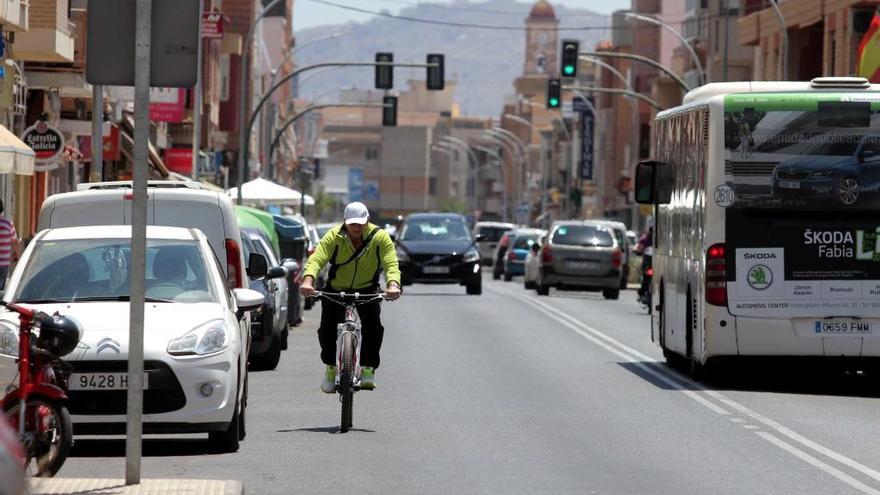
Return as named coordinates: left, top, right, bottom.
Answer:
left=344, top=201, right=369, bottom=225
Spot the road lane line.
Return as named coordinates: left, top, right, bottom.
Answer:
left=490, top=284, right=880, bottom=487
left=755, top=432, right=880, bottom=495
left=491, top=286, right=729, bottom=415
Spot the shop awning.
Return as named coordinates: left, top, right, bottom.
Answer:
left=226, top=177, right=315, bottom=206
left=0, top=124, right=35, bottom=176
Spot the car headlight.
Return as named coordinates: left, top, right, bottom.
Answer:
left=809, top=170, right=833, bottom=178
left=167, top=320, right=227, bottom=356
left=396, top=246, right=409, bottom=262
left=0, top=322, right=18, bottom=358
left=463, top=247, right=480, bottom=263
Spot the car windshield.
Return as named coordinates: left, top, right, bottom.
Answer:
left=401, top=219, right=471, bottom=241
left=478, top=226, right=510, bottom=242
left=14, top=239, right=218, bottom=304
left=512, top=234, right=539, bottom=249
left=552, top=226, right=614, bottom=248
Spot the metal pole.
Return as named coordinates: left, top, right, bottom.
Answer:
left=126, top=0, right=151, bottom=485
left=191, top=0, right=204, bottom=180
left=722, top=0, right=729, bottom=82
left=769, top=0, right=788, bottom=80
left=475, top=145, right=509, bottom=222
left=583, top=51, right=692, bottom=92
left=564, top=85, right=663, bottom=111
left=442, top=136, right=479, bottom=213
left=624, top=12, right=706, bottom=86
left=90, top=85, right=103, bottom=182
left=236, top=0, right=283, bottom=204
left=483, top=130, right=525, bottom=209
left=503, top=113, right=547, bottom=218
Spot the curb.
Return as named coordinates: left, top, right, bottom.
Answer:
left=28, top=478, right=244, bottom=495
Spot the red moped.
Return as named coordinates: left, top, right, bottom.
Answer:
left=0, top=301, right=81, bottom=476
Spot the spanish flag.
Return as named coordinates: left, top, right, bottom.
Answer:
left=857, top=11, right=880, bottom=82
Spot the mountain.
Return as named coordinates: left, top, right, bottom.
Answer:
left=291, top=0, right=610, bottom=116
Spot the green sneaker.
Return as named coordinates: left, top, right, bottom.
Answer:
left=360, top=367, right=376, bottom=390
left=321, top=365, right=336, bottom=394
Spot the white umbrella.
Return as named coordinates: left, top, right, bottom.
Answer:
left=226, top=177, right=315, bottom=205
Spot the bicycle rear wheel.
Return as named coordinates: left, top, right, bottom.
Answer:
left=4, top=397, right=73, bottom=477
left=339, top=331, right=354, bottom=432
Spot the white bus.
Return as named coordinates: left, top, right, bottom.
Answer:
left=636, top=77, right=880, bottom=373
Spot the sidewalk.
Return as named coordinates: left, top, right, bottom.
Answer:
left=28, top=478, right=244, bottom=495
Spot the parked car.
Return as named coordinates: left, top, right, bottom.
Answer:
left=242, top=228, right=294, bottom=371
left=502, top=228, right=544, bottom=281
left=273, top=215, right=308, bottom=321
left=491, top=231, right=515, bottom=280
left=37, top=181, right=250, bottom=290
left=598, top=220, right=631, bottom=290
left=3, top=225, right=263, bottom=452
left=397, top=213, right=483, bottom=295
left=531, top=220, right=624, bottom=299
left=473, top=221, right=516, bottom=265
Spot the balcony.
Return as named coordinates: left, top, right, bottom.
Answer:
left=0, top=0, right=29, bottom=32
left=14, top=0, right=74, bottom=62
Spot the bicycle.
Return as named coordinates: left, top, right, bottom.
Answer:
left=0, top=301, right=81, bottom=476
left=314, top=291, right=386, bottom=433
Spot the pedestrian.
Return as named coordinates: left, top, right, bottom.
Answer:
left=0, top=200, right=20, bottom=291
left=299, top=201, right=401, bottom=392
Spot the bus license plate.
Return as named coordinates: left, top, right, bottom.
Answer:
left=814, top=320, right=872, bottom=335
left=70, top=373, right=150, bottom=390
left=779, top=180, right=800, bottom=189
left=423, top=266, right=449, bottom=274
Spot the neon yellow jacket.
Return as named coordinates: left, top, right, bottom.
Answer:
left=302, top=223, right=401, bottom=290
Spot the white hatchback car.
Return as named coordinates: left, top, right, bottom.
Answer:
left=0, top=226, right=263, bottom=453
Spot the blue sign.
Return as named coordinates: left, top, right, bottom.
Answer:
left=348, top=167, right=364, bottom=202
left=364, top=180, right=380, bottom=201
left=576, top=96, right=595, bottom=181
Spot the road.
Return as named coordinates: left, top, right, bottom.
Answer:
left=33, top=278, right=880, bottom=494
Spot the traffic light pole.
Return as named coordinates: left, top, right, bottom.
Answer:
left=236, top=60, right=440, bottom=204
left=269, top=102, right=388, bottom=170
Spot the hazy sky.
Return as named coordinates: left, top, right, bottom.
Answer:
left=293, top=0, right=633, bottom=31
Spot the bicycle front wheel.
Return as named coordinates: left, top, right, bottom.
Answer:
left=4, top=397, right=73, bottom=477
left=339, top=331, right=354, bottom=432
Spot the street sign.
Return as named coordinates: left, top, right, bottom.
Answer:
left=149, top=88, right=186, bottom=123
left=21, top=121, right=64, bottom=164
left=86, top=0, right=199, bottom=87
left=201, top=11, right=224, bottom=39
left=576, top=96, right=595, bottom=180
left=348, top=167, right=364, bottom=202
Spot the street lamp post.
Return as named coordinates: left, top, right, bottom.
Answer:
left=482, top=129, right=526, bottom=210
left=490, top=127, right=530, bottom=196
left=768, top=0, right=788, bottom=80
left=624, top=12, right=706, bottom=86
left=503, top=113, right=549, bottom=219
left=440, top=136, right=480, bottom=213
left=474, top=144, right=509, bottom=222
left=236, top=0, right=283, bottom=202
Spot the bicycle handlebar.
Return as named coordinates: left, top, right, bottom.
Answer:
left=313, top=291, right=387, bottom=306
left=0, top=300, right=37, bottom=318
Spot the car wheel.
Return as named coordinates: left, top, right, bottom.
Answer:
left=838, top=177, right=860, bottom=205
left=466, top=279, right=482, bottom=295
left=503, top=272, right=513, bottom=282
left=536, top=277, right=550, bottom=296
left=238, top=374, right=248, bottom=441
left=209, top=378, right=241, bottom=453
left=251, top=332, right=282, bottom=371
left=602, top=288, right=620, bottom=300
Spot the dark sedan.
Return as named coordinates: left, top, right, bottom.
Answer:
left=396, top=213, right=483, bottom=295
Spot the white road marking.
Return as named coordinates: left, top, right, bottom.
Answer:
left=490, top=284, right=880, bottom=491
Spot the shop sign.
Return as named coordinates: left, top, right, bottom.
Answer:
left=165, top=147, right=193, bottom=175
left=149, top=88, right=186, bottom=123
left=21, top=120, right=64, bottom=164
left=202, top=12, right=225, bottom=39
left=77, top=124, right=121, bottom=162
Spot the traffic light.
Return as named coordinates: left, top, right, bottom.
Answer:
left=382, top=96, right=398, bottom=126
left=560, top=39, right=580, bottom=78
left=375, top=52, right=393, bottom=90
left=547, top=78, right=561, bottom=108
left=427, top=53, right=445, bottom=90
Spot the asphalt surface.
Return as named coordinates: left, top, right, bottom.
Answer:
left=10, top=277, right=880, bottom=494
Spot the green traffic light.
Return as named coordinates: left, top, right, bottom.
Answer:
left=549, top=98, right=559, bottom=107
left=564, top=65, right=575, bottom=75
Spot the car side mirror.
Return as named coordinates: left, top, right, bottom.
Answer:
left=246, top=252, right=268, bottom=279
left=233, top=288, right=264, bottom=316
left=266, top=266, right=287, bottom=280
left=282, top=259, right=300, bottom=275
left=474, top=234, right=486, bottom=243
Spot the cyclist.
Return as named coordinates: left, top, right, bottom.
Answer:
left=300, top=202, right=401, bottom=392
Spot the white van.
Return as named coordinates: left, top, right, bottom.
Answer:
left=37, top=181, right=249, bottom=290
